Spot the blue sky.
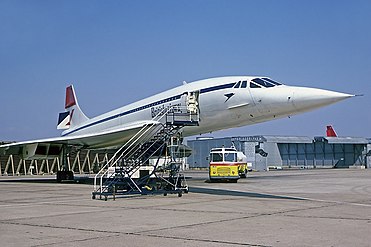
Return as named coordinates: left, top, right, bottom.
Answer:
left=0, top=0, right=370, bottom=141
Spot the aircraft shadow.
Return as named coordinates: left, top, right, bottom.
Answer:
left=190, top=187, right=305, bottom=201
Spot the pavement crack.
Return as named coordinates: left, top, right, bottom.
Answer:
left=283, top=214, right=371, bottom=221
left=30, top=234, right=120, bottom=247
left=131, top=232, right=272, bottom=247
left=0, top=221, right=122, bottom=234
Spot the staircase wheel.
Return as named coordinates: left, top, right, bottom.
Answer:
left=178, top=192, right=183, bottom=197
left=92, top=195, right=96, bottom=200
left=104, top=196, right=108, bottom=201
left=163, top=193, right=167, bottom=196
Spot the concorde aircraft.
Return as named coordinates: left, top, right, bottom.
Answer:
left=0, top=76, right=353, bottom=161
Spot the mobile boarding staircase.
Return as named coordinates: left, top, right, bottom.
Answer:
left=92, top=105, right=199, bottom=200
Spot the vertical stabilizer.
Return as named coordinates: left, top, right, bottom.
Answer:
left=57, top=85, right=89, bottom=130
left=326, top=125, right=338, bottom=137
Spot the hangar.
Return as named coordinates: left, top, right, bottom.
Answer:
left=186, top=136, right=371, bottom=171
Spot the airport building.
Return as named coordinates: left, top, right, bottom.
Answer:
left=186, top=136, right=371, bottom=171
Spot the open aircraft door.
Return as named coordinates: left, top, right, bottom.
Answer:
left=187, top=90, right=200, bottom=114
left=180, top=90, right=200, bottom=122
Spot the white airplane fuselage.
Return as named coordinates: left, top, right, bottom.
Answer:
left=61, top=76, right=353, bottom=148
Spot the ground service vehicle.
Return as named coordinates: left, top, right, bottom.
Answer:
left=209, top=146, right=248, bottom=182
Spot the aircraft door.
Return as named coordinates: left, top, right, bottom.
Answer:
left=182, top=90, right=200, bottom=123
left=186, top=91, right=200, bottom=114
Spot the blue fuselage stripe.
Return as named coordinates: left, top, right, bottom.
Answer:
left=200, top=83, right=235, bottom=94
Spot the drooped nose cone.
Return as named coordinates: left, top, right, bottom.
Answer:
left=291, top=86, right=354, bottom=112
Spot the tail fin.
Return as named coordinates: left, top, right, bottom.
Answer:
left=57, top=85, right=89, bottom=130
left=326, top=125, right=337, bottom=137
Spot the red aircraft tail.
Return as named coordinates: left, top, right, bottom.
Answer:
left=326, top=125, right=338, bottom=137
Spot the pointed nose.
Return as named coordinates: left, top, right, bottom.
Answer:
left=291, top=86, right=354, bottom=112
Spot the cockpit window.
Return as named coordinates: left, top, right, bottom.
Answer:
left=233, top=81, right=241, bottom=88
left=262, top=78, right=282, bottom=85
left=250, top=82, right=261, bottom=88
left=241, top=80, right=247, bottom=88
left=252, top=78, right=275, bottom=88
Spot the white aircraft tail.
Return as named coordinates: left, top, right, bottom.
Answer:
left=57, top=85, right=89, bottom=130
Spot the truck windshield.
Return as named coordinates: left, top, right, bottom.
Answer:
left=211, top=153, right=223, bottom=162
left=224, top=153, right=237, bottom=162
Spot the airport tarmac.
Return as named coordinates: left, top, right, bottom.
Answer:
left=0, top=169, right=370, bottom=247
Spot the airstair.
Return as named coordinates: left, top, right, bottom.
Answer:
left=92, top=103, right=199, bottom=201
